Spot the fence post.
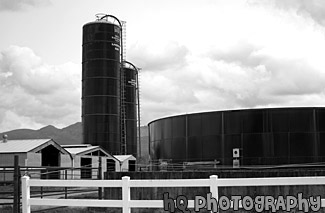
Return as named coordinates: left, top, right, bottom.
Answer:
left=98, top=157, right=102, bottom=199
left=122, top=176, right=131, bottom=213
left=13, top=155, right=20, bottom=213
left=21, top=176, right=31, bottom=213
left=65, top=170, right=68, bottom=199
left=209, top=175, right=218, bottom=212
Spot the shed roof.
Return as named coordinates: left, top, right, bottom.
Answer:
left=62, top=144, right=115, bottom=158
left=114, top=155, right=136, bottom=162
left=0, top=139, right=69, bottom=155
left=64, top=146, right=100, bottom=155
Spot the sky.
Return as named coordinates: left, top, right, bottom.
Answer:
left=1, top=0, right=325, bottom=132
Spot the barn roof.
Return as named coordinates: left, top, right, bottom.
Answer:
left=62, top=144, right=115, bottom=159
left=114, top=155, right=136, bottom=162
left=0, top=139, right=70, bottom=155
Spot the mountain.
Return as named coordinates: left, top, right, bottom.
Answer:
left=1, top=122, right=150, bottom=163
left=0, top=122, right=83, bottom=145
left=0, top=123, right=149, bottom=149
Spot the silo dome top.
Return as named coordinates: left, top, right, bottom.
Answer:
left=84, top=13, right=123, bottom=27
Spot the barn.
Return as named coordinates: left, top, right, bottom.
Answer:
left=0, top=138, right=71, bottom=179
left=62, top=144, right=120, bottom=179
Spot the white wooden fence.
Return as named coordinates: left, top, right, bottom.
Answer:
left=21, top=175, right=325, bottom=213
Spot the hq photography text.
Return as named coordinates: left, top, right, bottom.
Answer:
left=163, top=192, right=321, bottom=212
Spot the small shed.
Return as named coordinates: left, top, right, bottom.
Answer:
left=0, top=138, right=71, bottom=179
left=62, top=144, right=119, bottom=179
left=114, top=155, right=136, bottom=172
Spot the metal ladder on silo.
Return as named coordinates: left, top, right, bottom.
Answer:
left=120, top=71, right=127, bottom=155
left=122, top=21, right=127, bottom=62
left=120, top=21, right=127, bottom=155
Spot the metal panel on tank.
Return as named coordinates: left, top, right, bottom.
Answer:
left=82, top=21, right=121, bottom=154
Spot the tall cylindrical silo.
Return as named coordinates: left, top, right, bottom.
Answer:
left=82, top=16, right=121, bottom=154
left=123, top=62, right=138, bottom=157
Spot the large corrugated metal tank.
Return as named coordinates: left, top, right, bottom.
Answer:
left=82, top=19, right=121, bottom=154
left=123, top=64, right=137, bottom=156
left=148, top=107, right=325, bottom=169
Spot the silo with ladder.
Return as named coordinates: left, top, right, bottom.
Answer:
left=82, top=14, right=122, bottom=154
left=121, top=61, right=139, bottom=157
left=82, top=14, right=140, bottom=157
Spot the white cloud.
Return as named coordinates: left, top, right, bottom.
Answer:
left=0, top=0, right=51, bottom=11
left=0, top=46, right=81, bottom=132
left=128, top=40, right=189, bottom=71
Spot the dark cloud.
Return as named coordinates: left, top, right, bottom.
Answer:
left=209, top=41, right=264, bottom=67
left=248, top=0, right=325, bottom=26
left=0, top=0, right=51, bottom=11
left=297, top=0, right=325, bottom=26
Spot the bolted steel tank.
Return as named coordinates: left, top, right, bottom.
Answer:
left=123, top=63, right=138, bottom=157
left=82, top=17, right=121, bottom=154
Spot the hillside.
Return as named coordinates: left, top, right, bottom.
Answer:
left=0, top=122, right=83, bottom=145
left=0, top=123, right=149, bottom=149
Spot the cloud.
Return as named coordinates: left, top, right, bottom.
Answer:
left=137, top=54, right=271, bottom=125
left=209, top=41, right=264, bottom=67
left=128, top=40, right=189, bottom=71
left=0, top=46, right=81, bottom=132
left=129, top=1, right=325, bottom=125
left=249, top=0, right=325, bottom=26
left=210, top=38, right=325, bottom=96
left=0, top=0, right=51, bottom=11
left=2, top=1, right=325, bottom=129
left=138, top=36, right=325, bottom=125
left=139, top=49, right=325, bottom=126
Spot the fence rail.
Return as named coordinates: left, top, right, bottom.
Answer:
left=21, top=175, right=325, bottom=213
